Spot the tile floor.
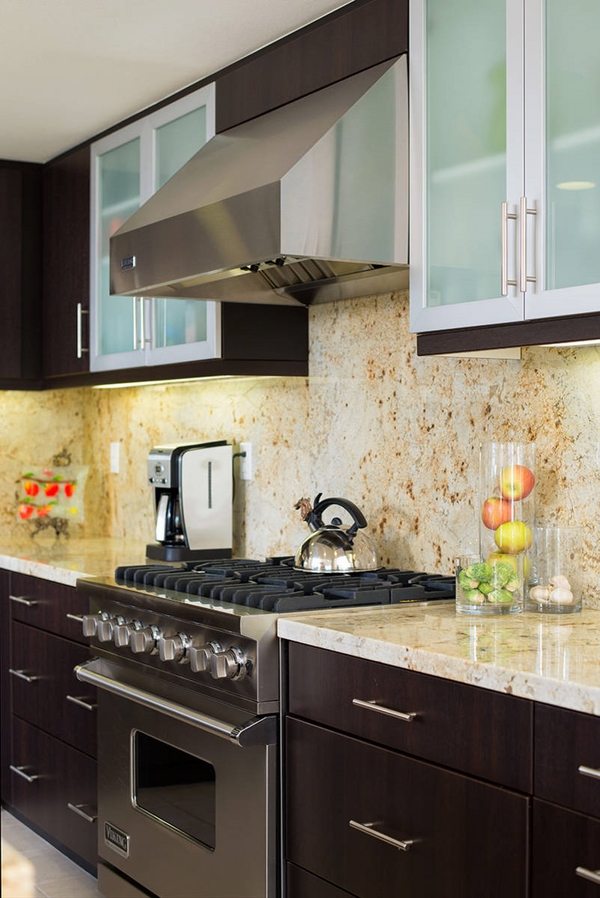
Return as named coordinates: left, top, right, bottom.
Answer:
left=1, top=810, right=101, bottom=898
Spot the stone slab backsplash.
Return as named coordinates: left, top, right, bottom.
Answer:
left=1, top=291, right=599, bottom=607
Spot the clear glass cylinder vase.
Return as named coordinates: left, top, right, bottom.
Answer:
left=527, top=526, right=581, bottom=613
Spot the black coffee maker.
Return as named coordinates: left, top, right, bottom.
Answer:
left=146, top=442, right=233, bottom=562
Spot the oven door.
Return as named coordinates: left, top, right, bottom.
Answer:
left=76, top=658, right=277, bottom=898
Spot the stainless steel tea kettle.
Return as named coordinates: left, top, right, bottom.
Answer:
left=294, top=494, right=379, bottom=573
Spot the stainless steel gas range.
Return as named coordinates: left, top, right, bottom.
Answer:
left=75, top=559, right=455, bottom=898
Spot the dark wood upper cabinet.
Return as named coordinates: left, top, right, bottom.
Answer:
left=0, top=161, right=43, bottom=387
left=43, top=145, right=90, bottom=379
left=216, top=0, right=408, bottom=132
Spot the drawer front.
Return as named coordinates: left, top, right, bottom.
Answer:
left=10, top=716, right=97, bottom=868
left=286, top=717, right=529, bottom=898
left=535, top=704, right=600, bottom=818
left=288, top=864, right=358, bottom=898
left=9, top=573, right=88, bottom=643
left=288, top=643, right=533, bottom=791
left=532, top=800, right=600, bottom=897
left=11, top=621, right=96, bottom=757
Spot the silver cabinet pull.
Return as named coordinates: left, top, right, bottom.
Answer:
left=9, top=669, right=39, bottom=683
left=138, top=297, right=146, bottom=349
left=9, top=594, right=37, bottom=607
left=9, top=765, right=39, bottom=783
left=66, top=694, right=97, bottom=711
left=349, top=820, right=414, bottom=852
left=66, top=613, right=84, bottom=623
left=67, top=802, right=97, bottom=824
left=578, top=765, right=600, bottom=781
left=519, top=196, right=537, bottom=293
left=352, top=698, right=417, bottom=722
left=576, top=867, right=600, bottom=886
left=501, top=201, right=518, bottom=295
left=76, top=302, right=89, bottom=359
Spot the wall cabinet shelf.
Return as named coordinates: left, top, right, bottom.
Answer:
left=410, top=0, right=600, bottom=344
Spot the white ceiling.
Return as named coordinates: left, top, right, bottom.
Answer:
left=0, top=0, right=352, bottom=163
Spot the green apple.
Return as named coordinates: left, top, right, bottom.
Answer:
left=494, top=521, right=533, bottom=555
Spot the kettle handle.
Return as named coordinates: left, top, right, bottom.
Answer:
left=312, top=496, right=368, bottom=537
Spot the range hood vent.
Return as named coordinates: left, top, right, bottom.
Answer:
left=110, top=57, right=408, bottom=307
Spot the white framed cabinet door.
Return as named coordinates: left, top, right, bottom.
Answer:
left=524, top=0, right=600, bottom=320
left=90, top=84, right=218, bottom=372
left=410, top=0, right=526, bottom=333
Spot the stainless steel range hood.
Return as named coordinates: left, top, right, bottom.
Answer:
left=110, top=57, right=408, bottom=307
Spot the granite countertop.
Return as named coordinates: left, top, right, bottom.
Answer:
left=0, top=538, right=148, bottom=587
left=278, top=603, right=600, bottom=715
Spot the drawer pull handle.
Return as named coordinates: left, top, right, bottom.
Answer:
left=9, top=765, right=39, bottom=783
left=352, top=698, right=417, bottom=722
left=349, top=820, right=415, bottom=852
left=576, top=867, right=600, bottom=886
left=579, top=765, right=600, bottom=781
left=9, top=595, right=37, bottom=607
left=66, top=694, right=97, bottom=712
left=66, top=613, right=84, bottom=623
left=9, top=668, right=39, bottom=683
left=67, top=802, right=97, bottom=824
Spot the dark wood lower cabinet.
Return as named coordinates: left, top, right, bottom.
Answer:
left=287, top=864, right=358, bottom=898
left=532, top=800, right=600, bottom=898
left=10, top=717, right=97, bottom=868
left=286, top=717, right=529, bottom=898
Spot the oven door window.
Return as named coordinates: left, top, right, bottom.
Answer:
left=133, top=731, right=215, bottom=850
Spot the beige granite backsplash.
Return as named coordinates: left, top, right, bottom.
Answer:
left=1, top=291, right=599, bottom=606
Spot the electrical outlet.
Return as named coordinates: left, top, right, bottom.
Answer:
left=239, top=442, right=253, bottom=481
left=110, top=441, right=120, bottom=474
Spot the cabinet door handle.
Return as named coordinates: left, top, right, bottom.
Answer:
left=501, top=201, right=518, bottom=295
left=349, top=820, right=415, bottom=852
left=67, top=802, right=97, bottom=824
left=9, top=594, right=37, bottom=607
left=66, top=613, right=84, bottom=623
left=576, top=867, right=600, bottom=886
left=579, top=765, right=600, bottom=781
left=76, top=302, right=89, bottom=359
left=9, top=668, right=39, bottom=683
left=352, top=698, right=417, bottom=722
left=66, top=694, right=97, bottom=711
left=9, top=765, right=39, bottom=783
left=519, top=196, right=537, bottom=294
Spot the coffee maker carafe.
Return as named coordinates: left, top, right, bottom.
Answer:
left=146, top=442, right=233, bottom=562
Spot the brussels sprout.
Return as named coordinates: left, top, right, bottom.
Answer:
left=463, top=588, right=484, bottom=603
left=478, top=582, right=495, bottom=595
left=489, top=588, right=513, bottom=604
left=505, top=576, right=522, bottom=593
left=466, top=562, right=493, bottom=582
left=490, top=561, right=515, bottom=587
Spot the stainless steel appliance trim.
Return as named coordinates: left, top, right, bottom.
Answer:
left=9, top=765, right=39, bottom=783
left=66, top=694, right=98, bottom=711
left=578, top=765, right=600, bottom=781
left=575, top=867, right=600, bottom=886
left=9, top=594, right=37, bottom=607
left=349, top=820, right=415, bottom=852
left=75, top=659, right=275, bottom=746
left=501, top=201, right=518, bottom=295
left=67, top=802, right=97, bottom=823
left=9, top=668, right=39, bottom=684
left=352, top=698, right=417, bottom=722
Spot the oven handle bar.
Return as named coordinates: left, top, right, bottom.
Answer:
left=74, top=660, right=276, bottom=748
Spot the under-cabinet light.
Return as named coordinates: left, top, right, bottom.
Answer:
left=556, top=180, right=596, bottom=190
left=542, top=339, right=600, bottom=348
left=92, top=375, right=274, bottom=390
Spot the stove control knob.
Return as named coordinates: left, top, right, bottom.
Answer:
left=96, top=615, right=119, bottom=643
left=188, top=641, right=222, bottom=674
left=130, top=625, right=160, bottom=655
left=209, top=647, right=248, bottom=681
left=82, top=613, right=105, bottom=638
left=113, top=620, right=141, bottom=648
left=158, top=634, right=191, bottom=664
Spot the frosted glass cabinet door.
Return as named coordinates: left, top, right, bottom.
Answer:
left=90, top=129, right=144, bottom=371
left=410, top=0, right=525, bottom=333
left=146, top=94, right=218, bottom=365
left=525, top=0, right=600, bottom=319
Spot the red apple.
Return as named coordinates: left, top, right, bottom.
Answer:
left=64, top=483, right=76, bottom=498
left=44, top=483, right=59, bottom=497
left=23, top=480, right=39, bottom=497
left=18, top=504, right=34, bottom=520
left=500, top=464, right=535, bottom=500
left=481, top=496, right=513, bottom=530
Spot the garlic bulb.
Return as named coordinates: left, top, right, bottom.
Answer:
left=549, top=574, right=571, bottom=590
left=549, top=587, right=574, bottom=604
left=529, top=586, right=550, bottom=603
